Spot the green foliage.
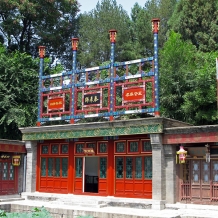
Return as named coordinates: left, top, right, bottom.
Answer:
left=160, top=31, right=218, bottom=125
left=0, top=207, right=52, bottom=217
left=169, top=0, right=218, bottom=52
left=0, top=0, right=79, bottom=64
left=181, top=51, right=218, bottom=125
left=0, top=43, right=38, bottom=139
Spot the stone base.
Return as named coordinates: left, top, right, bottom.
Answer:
left=151, top=200, right=165, bottom=210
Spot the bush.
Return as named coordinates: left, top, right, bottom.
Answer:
left=0, top=206, right=52, bottom=217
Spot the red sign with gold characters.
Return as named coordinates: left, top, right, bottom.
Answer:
left=48, top=98, right=64, bottom=110
left=123, top=87, right=145, bottom=101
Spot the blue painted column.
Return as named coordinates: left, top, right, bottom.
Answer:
left=152, top=18, right=160, bottom=117
left=70, top=38, right=79, bottom=124
left=109, top=29, right=117, bottom=121
left=37, top=46, right=45, bottom=126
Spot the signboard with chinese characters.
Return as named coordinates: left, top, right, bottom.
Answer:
left=82, top=148, right=95, bottom=155
left=83, top=93, right=100, bottom=106
left=48, top=98, right=64, bottom=111
left=123, top=87, right=145, bottom=101
left=0, top=153, right=10, bottom=159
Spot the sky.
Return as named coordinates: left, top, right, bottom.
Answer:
left=78, top=0, right=147, bottom=15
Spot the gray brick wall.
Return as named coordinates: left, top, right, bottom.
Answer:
left=150, top=134, right=166, bottom=201
left=164, top=144, right=176, bottom=203
left=25, top=141, right=37, bottom=192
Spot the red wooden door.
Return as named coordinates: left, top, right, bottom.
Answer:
left=115, top=156, right=152, bottom=198
left=40, top=157, right=68, bottom=193
left=0, top=159, right=17, bottom=195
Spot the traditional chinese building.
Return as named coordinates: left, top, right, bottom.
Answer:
left=19, top=17, right=218, bottom=208
left=164, top=125, right=218, bottom=204
left=0, top=139, right=26, bottom=195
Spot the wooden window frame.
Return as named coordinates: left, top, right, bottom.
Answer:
left=141, top=139, right=152, bottom=154
left=74, top=142, right=85, bottom=155
left=51, top=143, right=60, bottom=155
left=127, top=140, right=140, bottom=154
left=41, top=144, right=50, bottom=155
left=114, top=140, right=126, bottom=154
left=97, top=141, right=108, bottom=154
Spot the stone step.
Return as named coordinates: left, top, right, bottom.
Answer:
left=0, top=198, right=25, bottom=202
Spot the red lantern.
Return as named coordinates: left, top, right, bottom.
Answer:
left=176, top=146, right=187, bottom=164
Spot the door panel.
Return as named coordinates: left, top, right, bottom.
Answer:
left=0, top=160, right=17, bottom=195
left=39, top=157, right=68, bottom=193
left=201, top=161, right=210, bottom=201
left=115, top=156, right=152, bottom=198
left=98, top=157, right=107, bottom=194
left=180, top=159, right=218, bottom=203
left=74, top=157, right=83, bottom=193
left=191, top=160, right=201, bottom=201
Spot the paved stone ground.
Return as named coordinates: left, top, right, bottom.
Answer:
left=0, top=194, right=218, bottom=218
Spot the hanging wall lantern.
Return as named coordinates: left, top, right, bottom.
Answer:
left=12, top=155, right=21, bottom=166
left=176, top=146, right=187, bottom=164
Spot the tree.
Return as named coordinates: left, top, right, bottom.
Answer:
left=182, top=51, right=218, bottom=125
left=0, top=43, right=39, bottom=139
left=130, top=3, right=153, bottom=58
left=159, top=31, right=197, bottom=121
left=169, top=0, right=218, bottom=52
left=0, top=0, right=79, bottom=62
left=130, top=0, right=177, bottom=57
left=77, top=0, right=133, bottom=68
left=160, top=31, right=218, bottom=125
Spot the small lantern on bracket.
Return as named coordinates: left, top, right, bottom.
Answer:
left=176, top=146, right=187, bottom=164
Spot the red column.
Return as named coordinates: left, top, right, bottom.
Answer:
left=107, top=140, right=114, bottom=196
left=36, top=143, right=40, bottom=191
left=68, top=141, right=74, bottom=193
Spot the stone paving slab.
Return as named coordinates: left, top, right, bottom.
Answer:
left=0, top=200, right=217, bottom=218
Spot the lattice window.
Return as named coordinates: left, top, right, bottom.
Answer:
left=126, top=157, right=133, bottom=179
left=61, top=144, right=68, bottom=154
left=48, top=158, right=54, bottom=177
left=2, top=163, right=8, bottom=180
left=51, top=144, right=59, bottom=154
left=129, top=141, right=138, bottom=152
left=42, top=145, right=49, bottom=154
left=55, top=158, right=60, bottom=177
left=142, top=141, right=152, bottom=152
left=87, top=143, right=96, bottom=152
left=212, top=161, right=218, bottom=182
left=99, top=142, right=107, bottom=153
left=116, top=142, right=125, bottom=153
left=41, top=158, right=46, bottom=176
left=62, top=158, right=68, bottom=177
left=100, top=157, right=107, bottom=178
left=75, top=157, right=83, bottom=178
left=192, top=160, right=200, bottom=183
left=76, top=143, right=84, bottom=154
left=182, top=160, right=190, bottom=182
left=202, top=161, right=210, bottom=184
left=9, top=164, right=14, bottom=180
left=145, top=156, right=152, bottom=179
left=116, top=157, right=123, bottom=178
left=135, top=157, right=142, bottom=179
